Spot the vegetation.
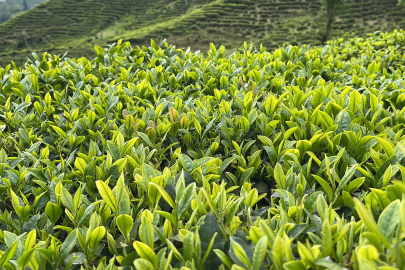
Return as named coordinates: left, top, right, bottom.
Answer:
left=319, top=0, right=343, bottom=44
left=0, top=0, right=45, bottom=23
left=0, top=0, right=404, bottom=66
left=0, top=29, right=405, bottom=269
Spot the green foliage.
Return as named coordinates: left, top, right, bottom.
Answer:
left=0, top=0, right=404, bottom=66
left=0, top=30, right=405, bottom=269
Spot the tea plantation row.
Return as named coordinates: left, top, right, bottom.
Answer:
left=0, top=0, right=404, bottom=66
left=0, top=30, right=405, bottom=269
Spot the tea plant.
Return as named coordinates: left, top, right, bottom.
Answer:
left=0, top=30, right=405, bottom=269
left=1, top=0, right=404, bottom=66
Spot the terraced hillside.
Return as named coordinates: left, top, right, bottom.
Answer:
left=0, top=0, right=193, bottom=65
left=112, top=0, right=405, bottom=50
left=0, top=0, right=404, bottom=66
left=0, top=0, right=46, bottom=23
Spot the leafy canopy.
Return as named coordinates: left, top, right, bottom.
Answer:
left=0, top=30, right=405, bottom=269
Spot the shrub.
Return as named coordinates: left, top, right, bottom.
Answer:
left=0, top=31, right=405, bottom=269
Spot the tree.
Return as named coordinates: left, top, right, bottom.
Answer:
left=320, top=0, right=343, bottom=44
left=22, top=0, right=29, bottom=11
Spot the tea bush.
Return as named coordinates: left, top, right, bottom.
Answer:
left=1, top=30, right=405, bottom=269
left=1, top=0, right=404, bottom=66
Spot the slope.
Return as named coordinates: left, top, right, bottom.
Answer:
left=0, top=0, right=193, bottom=65
left=0, top=0, right=46, bottom=23
left=0, top=0, right=404, bottom=66
left=108, top=0, right=405, bottom=51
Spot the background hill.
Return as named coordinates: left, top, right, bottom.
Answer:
left=0, top=0, right=46, bottom=23
left=0, top=0, right=404, bottom=66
